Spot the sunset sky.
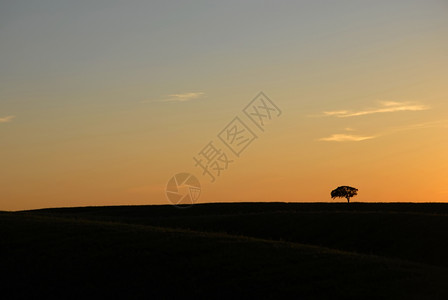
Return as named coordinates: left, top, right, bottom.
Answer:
left=1, top=0, right=447, bottom=210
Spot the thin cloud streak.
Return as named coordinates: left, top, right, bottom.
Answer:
left=0, top=115, right=15, bottom=123
left=319, top=134, right=376, bottom=142
left=318, top=119, right=448, bottom=143
left=141, top=92, right=205, bottom=103
left=383, top=119, right=448, bottom=134
left=323, top=101, right=429, bottom=118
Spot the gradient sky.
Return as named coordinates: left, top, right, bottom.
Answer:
left=1, top=0, right=447, bottom=210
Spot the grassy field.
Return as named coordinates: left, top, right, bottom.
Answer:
left=1, top=202, right=448, bottom=299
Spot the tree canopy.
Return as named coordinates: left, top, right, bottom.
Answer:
left=331, top=186, right=358, bottom=203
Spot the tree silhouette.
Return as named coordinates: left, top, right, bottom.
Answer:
left=331, top=186, right=358, bottom=204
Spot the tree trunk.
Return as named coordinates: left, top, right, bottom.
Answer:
left=346, top=197, right=350, bottom=204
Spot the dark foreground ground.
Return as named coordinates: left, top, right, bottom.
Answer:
left=1, top=202, right=448, bottom=299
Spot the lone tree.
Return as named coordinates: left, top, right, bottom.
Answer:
left=331, top=186, right=358, bottom=204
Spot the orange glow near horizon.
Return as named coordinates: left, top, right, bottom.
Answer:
left=1, top=1, right=447, bottom=210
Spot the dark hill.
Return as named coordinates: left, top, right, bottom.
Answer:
left=1, top=202, right=448, bottom=299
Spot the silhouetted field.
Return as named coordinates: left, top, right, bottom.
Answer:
left=29, top=202, right=448, bottom=267
left=2, top=203, right=448, bottom=299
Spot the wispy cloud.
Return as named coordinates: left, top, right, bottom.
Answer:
left=0, top=115, right=15, bottom=123
left=166, top=92, right=204, bottom=102
left=323, top=110, right=350, bottom=116
left=393, top=119, right=448, bottom=131
left=323, top=101, right=429, bottom=118
left=319, top=134, right=376, bottom=142
left=141, top=92, right=205, bottom=103
left=374, top=119, right=448, bottom=137
left=318, top=119, right=448, bottom=142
